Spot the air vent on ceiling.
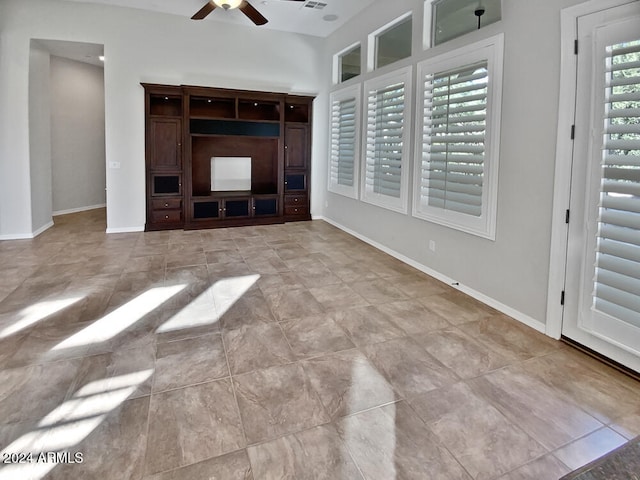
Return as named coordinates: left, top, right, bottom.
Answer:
left=304, top=1, right=327, bottom=10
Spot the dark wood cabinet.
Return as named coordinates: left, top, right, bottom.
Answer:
left=143, top=84, right=313, bottom=231
left=145, top=86, right=184, bottom=230
left=283, top=97, right=312, bottom=222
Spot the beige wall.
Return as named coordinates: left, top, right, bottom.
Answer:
left=0, top=0, right=323, bottom=236
left=28, top=42, right=53, bottom=233
left=318, top=0, right=590, bottom=328
left=50, top=55, right=106, bottom=214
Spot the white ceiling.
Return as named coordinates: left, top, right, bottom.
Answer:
left=34, top=39, right=104, bottom=67
left=63, top=0, right=377, bottom=37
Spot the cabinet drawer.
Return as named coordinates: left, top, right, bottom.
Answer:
left=284, top=194, right=307, bottom=206
left=151, top=198, right=182, bottom=210
left=284, top=204, right=309, bottom=216
left=151, top=209, right=182, bottom=223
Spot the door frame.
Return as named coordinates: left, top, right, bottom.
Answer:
left=547, top=0, right=639, bottom=339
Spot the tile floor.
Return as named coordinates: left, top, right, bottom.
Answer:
left=0, top=209, right=639, bottom=480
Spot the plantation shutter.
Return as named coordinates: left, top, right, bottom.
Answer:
left=421, top=61, right=488, bottom=216
left=593, top=39, right=640, bottom=327
left=365, top=81, right=406, bottom=198
left=330, top=97, right=357, bottom=187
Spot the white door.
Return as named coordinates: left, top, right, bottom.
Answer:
left=563, top=2, right=640, bottom=372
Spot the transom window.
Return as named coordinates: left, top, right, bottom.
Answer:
left=339, top=45, right=362, bottom=83
left=374, top=14, right=412, bottom=70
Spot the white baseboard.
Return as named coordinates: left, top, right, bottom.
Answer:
left=0, top=221, right=54, bottom=240
left=0, top=233, right=34, bottom=240
left=318, top=216, right=547, bottom=335
left=32, top=221, right=55, bottom=238
left=53, top=203, right=106, bottom=216
left=1, top=223, right=142, bottom=238
left=105, top=226, right=145, bottom=234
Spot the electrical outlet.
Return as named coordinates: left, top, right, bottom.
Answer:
left=429, top=240, right=436, bottom=252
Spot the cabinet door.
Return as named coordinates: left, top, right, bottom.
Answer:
left=224, top=199, right=251, bottom=218
left=193, top=200, right=221, bottom=220
left=150, top=118, right=182, bottom=170
left=284, top=173, right=306, bottom=192
left=151, top=174, right=182, bottom=196
left=284, top=124, right=308, bottom=169
left=253, top=197, right=279, bottom=217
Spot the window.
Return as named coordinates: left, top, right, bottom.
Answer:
left=413, top=35, right=503, bottom=239
left=328, top=85, right=361, bottom=198
left=338, top=44, right=361, bottom=83
left=431, top=0, right=502, bottom=46
left=374, top=14, right=412, bottom=69
left=362, top=66, right=412, bottom=213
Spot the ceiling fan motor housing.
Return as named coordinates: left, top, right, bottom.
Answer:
left=212, top=0, right=243, bottom=10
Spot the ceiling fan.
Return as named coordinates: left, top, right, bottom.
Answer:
left=192, top=0, right=305, bottom=26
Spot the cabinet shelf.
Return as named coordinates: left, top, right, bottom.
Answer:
left=192, top=188, right=279, bottom=199
left=193, top=191, right=251, bottom=199
left=238, top=100, right=280, bottom=121
left=285, top=101, right=310, bottom=123
left=150, top=95, right=182, bottom=116
left=190, top=97, right=235, bottom=119
left=189, top=97, right=282, bottom=122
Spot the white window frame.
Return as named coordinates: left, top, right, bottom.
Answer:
left=413, top=34, right=504, bottom=239
left=328, top=84, right=361, bottom=199
left=367, top=12, right=413, bottom=72
left=333, top=42, right=362, bottom=85
left=423, top=0, right=434, bottom=50
left=361, top=66, right=413, bottom=213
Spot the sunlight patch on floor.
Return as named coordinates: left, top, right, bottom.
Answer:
left=0, top=370, right=153, bottom=480
left=156, top=274, right=260, bottom=333
left=0, top=296, right=84, bottom=339
left=51, top=285, right=186, bottom=351
left=212, top=274, right=260, bottom=318
left=342, top=360, right=397, bottom=478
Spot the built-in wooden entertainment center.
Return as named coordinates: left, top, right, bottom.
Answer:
left=142, top=83, right=313, bottom=231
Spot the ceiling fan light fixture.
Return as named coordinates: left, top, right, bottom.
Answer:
left=213, top=0, right=243, bottom=10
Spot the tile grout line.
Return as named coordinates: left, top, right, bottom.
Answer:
left=219, top=323, right=250, bottom=451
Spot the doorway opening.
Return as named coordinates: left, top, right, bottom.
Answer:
left=28, top=39, right=106, bottom=234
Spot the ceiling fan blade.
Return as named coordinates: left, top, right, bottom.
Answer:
left=239, top=1, right=268, bottom=26
left=191, top=1, right=216, bottom=20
